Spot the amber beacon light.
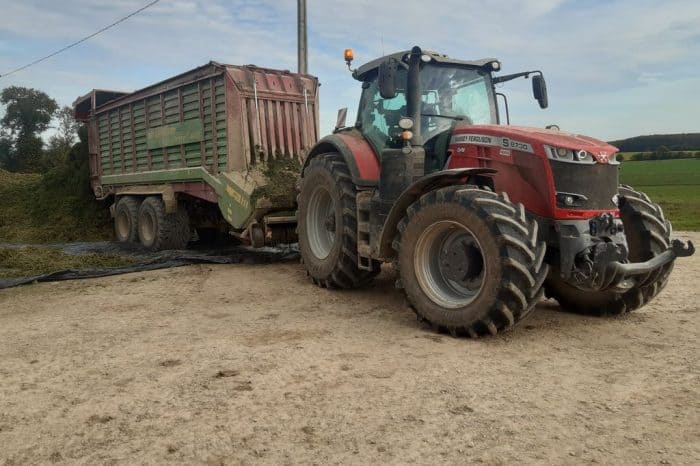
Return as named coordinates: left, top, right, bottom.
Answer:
left=344, top=48, right=354, bottom=65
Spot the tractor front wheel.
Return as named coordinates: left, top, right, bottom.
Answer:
left=545, top=186, right=673, bottom=315
left=395, top=186, right=548, bottom=337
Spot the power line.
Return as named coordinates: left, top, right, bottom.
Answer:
left=0, top=0, right=161, bottom=79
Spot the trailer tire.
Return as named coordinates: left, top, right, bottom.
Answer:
left=298, top=153, right=380, bottom=288
left=545, top=185, right=673, bottom=315
left=395, top=186, right=548, bottom=337
left=114, top=196, right=140, bottom=243
left=137, top=196, right=191, bottom=251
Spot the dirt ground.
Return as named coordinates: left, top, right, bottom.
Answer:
left=1, top=233, right=698, bottom=465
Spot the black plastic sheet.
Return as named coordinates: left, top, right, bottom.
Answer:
left=0, top=242, right=299, bottom=289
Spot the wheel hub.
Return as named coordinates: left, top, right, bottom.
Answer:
left=116, top=211, right=130, bottom=239
left=414, top=221, right=486, bottom=309
left=324, top=212, right=336, bottom=233
left=306, top=185, right=336, bottom=260
left=440, top=237, right=484, bottom=287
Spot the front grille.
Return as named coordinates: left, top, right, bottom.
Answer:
left=550, top=161, right=618, bottom=210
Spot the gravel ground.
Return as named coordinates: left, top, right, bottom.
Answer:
left=0, top=232, right=698, bottom=465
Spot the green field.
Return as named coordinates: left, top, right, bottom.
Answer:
left=619, top=158, right=700, bottom=230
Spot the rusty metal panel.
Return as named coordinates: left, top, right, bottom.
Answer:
left=224, top=64, right=319, bottom=166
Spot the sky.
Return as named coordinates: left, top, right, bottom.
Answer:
left=0, top=0, right=698, bottom=141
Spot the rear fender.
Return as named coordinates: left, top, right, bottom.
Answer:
left=303, top=130, right=379, bottom=187
left=375, top=168, right=497, bottom=258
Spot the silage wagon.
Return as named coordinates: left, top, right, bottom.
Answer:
left=74, top=61, right=319, bottom=249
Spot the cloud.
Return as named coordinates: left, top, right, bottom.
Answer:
left=0, top=0, right=698, bottom=140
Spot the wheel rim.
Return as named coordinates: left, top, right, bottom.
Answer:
left=140, top=212, right=155, bottom=244
left=414, top=220, right=485, bottom=309
left=116, top=210, right=130, bottom=240
left=306, top=185, right=336, bottom=259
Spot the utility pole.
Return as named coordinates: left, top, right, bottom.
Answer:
left=297, top=0, right=307, bottom=74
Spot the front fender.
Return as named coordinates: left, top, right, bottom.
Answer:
left=375, top=168, right=497, bottom=258
left=303, top=129, right=379, bottom=187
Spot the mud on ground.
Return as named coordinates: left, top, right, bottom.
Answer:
left=0, top=233, right=698, bottom=464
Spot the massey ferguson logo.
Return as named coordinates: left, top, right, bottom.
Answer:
left=450, top=134, right=534, bottom=154
left=598, top=151, right=609, bottom=162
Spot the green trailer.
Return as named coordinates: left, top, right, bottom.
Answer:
left=74, top=62, right=319, bottom=249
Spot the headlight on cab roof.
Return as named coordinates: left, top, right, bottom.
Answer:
left=544, top=145, right=596, bottom=164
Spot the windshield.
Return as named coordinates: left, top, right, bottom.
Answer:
left=421, top=64, right=496, bottom=126
left=357, top=63, right=496, bottom=154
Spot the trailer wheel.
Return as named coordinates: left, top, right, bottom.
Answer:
left=298, top=153, right=380, bottom=288
left=395, top=186, right=548, bottom=337
left=545, top=185, right=673, bottom=315
left=137, top=196, right=191, bottom=251
left=114, top=196, right=140, bottom=243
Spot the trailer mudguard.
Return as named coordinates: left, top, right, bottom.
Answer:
left=375, top=168, right=497, bottom=258
left=303, top=130, right=380, bottom=187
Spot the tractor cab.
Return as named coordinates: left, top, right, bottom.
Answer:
left=345, top=48, right=546, bottom=173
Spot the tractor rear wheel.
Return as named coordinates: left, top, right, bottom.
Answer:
left=114, top=196, right=140, bottom=243
left=395, top=186, right=548, bottom=337
left=298, top=153, right=380, bottom=288
left=545, top=185, right=673, bottom=315
left=137, top=196, right=191, bottom=251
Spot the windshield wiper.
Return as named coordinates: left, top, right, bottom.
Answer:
left=421, top=113, right=464, bottom=121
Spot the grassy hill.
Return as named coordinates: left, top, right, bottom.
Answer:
left=610, top=133, right=700, bottom=152
left=0, top=167, right=118, bottom=279
left=0, top=126, right=114, bottom=243
left=0, top=168, right=111, bottom=243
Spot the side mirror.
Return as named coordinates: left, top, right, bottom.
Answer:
left=378, top=58, right=398, bottom=99
left=532, top=74, right=548, bottom=109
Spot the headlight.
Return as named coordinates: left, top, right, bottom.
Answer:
left=398, top=117, right=414, bottom=130
left=544, top=145, right=596, bottom=164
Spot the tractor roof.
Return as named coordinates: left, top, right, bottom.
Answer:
left=352, top=49, right=497, bottom=81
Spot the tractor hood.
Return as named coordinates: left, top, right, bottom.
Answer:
left=450, top=124, right=619, bottom=164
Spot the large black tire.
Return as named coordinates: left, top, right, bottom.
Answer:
left=137, top=196, right=191, bottom=251
left=297, top=153, right=380, bottom=288
left=394, top=186, right=548, bottom=337
left=114, top=196, right=140, bottom=243
left=545, top=185, right=673, bottom=315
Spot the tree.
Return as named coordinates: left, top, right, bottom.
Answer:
left=656, top=145, right=669, bottom=158
left=0, top=133, right=11, bottom=169
left=41, top=106, right=80, bottom=170
left=0, top=86, right=58, bottom=172
left=53, top=106, right=80, bottom=148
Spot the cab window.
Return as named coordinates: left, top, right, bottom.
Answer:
left=357, top=71, right=407, bottom=155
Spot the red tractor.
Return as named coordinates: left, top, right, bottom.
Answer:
left=297, top=46, right=694, bottom=337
